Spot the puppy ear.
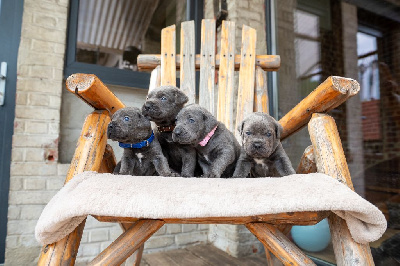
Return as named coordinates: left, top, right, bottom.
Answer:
left=174, top=90, right=189, bottom=105
left=274, top=120, right=283, bottom=140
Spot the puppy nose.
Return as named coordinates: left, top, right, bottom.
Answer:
left=174, top=128, right=182, bottom=136
left=143, top=103, right=151, bottom=111
left=253, top=142, right=262, bottom=149
left=108, top=123, right=114, bottom=129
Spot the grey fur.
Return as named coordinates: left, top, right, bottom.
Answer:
left=142, top=86, right=197, bottom=177
left=107, top=107, right=177, bottom=176
left=172, top=104, right=241, bottom=178
left=233, top=112, right=295, bottom=178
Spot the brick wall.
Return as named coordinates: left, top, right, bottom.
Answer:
left=5, top=0, right=69, bottom=264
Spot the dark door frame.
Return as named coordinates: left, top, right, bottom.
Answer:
left=0, top=0, right=24, bottom=263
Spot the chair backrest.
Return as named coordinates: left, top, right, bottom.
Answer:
left=138, top=19, right=280, bottom=136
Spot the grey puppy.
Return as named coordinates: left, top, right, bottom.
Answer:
left=107, top=107, right=177, bottom=176
left=233, top=112, right=295, bottom=178
left=172, top=104, right=241, bottom=178
left=142, top=86, right=197, bottom=177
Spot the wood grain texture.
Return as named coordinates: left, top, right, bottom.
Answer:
left=180, top=21, right=196, bottom=104
left=161, top=25, right=176, bottom=86
left=93, top=211, right=329, bottom=225
left=89, top=220, right=164, bottom=266
left=66, top=74, right=125, bottom=115
left=235, top=25, right=257, bottom=139
left=149, top=65, right=161, bottom=92
left=296, top=145, right=317, bottom=174
left=98, top=144, right=117, bottom=174
left=37, top=219, right=86, bottom=266
left=38, top=111, right=110, bottom=265
left=199, top=19, right=216, bottom=115
left=254, top=66, right=269, bottom=113
left=279, top=76, right=360, bottom=140
left=308, top=113, right=374, bottom=266
left=137, top=54, right=281, bottom=71
left=217, top=20, right=236, bottom=131
left=65, top=111, right=111, bottom=184
left=246, top=223, right=316, bottom=266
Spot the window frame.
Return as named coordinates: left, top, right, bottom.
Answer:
left=64, top=0, right=203, bottom=88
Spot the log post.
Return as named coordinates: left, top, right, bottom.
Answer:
left=89, top=220, right=164, bottom=266
left=308, top=113, right=374, bottom=266
left=296, top=145, right=317, bottom=174
left=66, top=74, right=125, bottom=115
left=246, top=223, right=315, bottom=266
left=38, top=111, right=111, bottom=266
left=279, top=76, right=360, bottom=140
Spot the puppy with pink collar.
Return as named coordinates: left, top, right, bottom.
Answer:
left=172, top=104, right=241, bottom=178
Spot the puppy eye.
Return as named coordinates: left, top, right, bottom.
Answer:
left=161, top=96, right=167, bottom=101
left=189, top=118, right=195, bottom=123
left=246, top=131, right=252, bottom=136
left=124, top=116, right=130, bottom=121
left=266, top=132, right=272, bottom=137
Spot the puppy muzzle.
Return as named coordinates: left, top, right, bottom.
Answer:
left=172, top=127, right=192, bottom=143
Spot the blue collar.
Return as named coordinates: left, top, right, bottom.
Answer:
left=119, top=131, right=155, bottom=149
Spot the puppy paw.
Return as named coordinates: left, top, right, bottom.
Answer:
left=201, top=173, right=220, bottom=178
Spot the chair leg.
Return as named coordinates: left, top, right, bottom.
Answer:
left=119, top=223, right=145, bottom=266
left=37, top=219, right=86, bottom=266
left=38, top=111, right=110, bottom=266
left=309, top=113, right=375, bottom=266
left=88, top=220, right=164, bottom=266
left=246, top=223, right=315, bottom=266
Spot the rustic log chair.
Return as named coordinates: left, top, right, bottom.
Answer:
left=37, top=19, right=374, bottom=265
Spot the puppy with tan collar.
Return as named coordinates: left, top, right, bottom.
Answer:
left=233, top=112, right=295, bottom=178
left=172, top=104, right=241, bottom=178
left=107, top=107, right=177, bottom=176
left=142, top=86, right=197, bottom=177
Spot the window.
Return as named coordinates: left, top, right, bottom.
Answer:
left=65, top=0, right=203, bottom=88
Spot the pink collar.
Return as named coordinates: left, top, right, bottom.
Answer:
left=199, top=126, right=218, bottom=146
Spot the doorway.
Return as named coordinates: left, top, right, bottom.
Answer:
left=0, top=0, right=23, bottom=263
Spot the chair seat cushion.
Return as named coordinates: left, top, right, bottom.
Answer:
left=35, top=172, right=386, bottom=245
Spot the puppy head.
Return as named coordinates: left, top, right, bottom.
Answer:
left=238, top=112, right=283, bottom=158
left=142, top=86, right=189, bottom=124
left=107, top=107, right=152, bottom=143
left=172, top=104, right=218, bottom=145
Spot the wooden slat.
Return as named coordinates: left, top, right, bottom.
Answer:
left=254, top=66, right=269, bottom=113
left=161, top=25, right=176, bottom=86
left=308, top=113, right=374, bottom=266
left=66, top=74, right=126, bottom=115
left=217, top=20, right=236, bottom=131
left=279, top=76, right=360, bottom=140
left=199, top=19, right=216, bottom=115
left=246, top=223, right=316, bottom=266
left=180, top=20, right=196, bottom=104
left=149, top=65, right=161, bottom=92
left=93, top=211, right=329, bottom=225
left=89, top=220, right=164, bottom=266
left=235, top=25, right=257, bottom=138
left=137, top=54, right=281, bottom=71
left=296, top=145, right=317, bottom=174
left=38, top=110, right=111, bottom=266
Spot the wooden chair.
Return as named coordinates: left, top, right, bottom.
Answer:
left=37, top=19, right=374, bottom=265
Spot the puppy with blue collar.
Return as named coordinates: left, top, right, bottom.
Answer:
left=107, top=107, right=177, bottom=176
